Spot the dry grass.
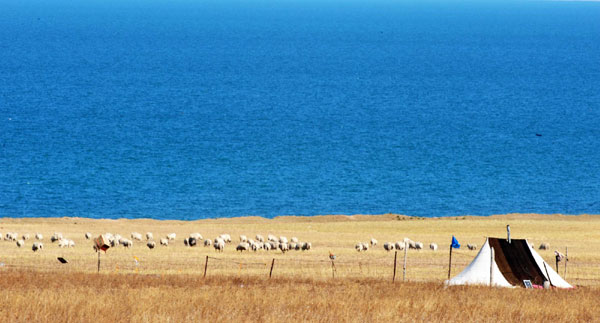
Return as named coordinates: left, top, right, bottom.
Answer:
left=0, top=214, right=599, bottom=322
left=0, top=270, right=596, bottom=322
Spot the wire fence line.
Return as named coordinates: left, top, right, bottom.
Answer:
left=0, top=250, right=595, bottom=286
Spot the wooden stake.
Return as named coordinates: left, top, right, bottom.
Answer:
left=393, top=251, right=398, bottom=282
left=269, top=258, right=275, bottom=279
left=331, top=260, right=336, bottom=279
left=97, top=252, right=101, bottom=273
left=448, top=244, right=453, bottom=280
left=403, top=241, right=408, bottom=282
left=203, top=255, right=208, bottom=278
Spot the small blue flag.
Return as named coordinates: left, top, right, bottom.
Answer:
left=451, top=236, right=461, bottom=249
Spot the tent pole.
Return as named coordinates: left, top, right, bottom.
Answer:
left=448, top=244, right=453, bottom=280
left=490, top=247, right=494, bottom=286
left=403, top=241, right=407, bottom=282
left=564, top=247, right=568, bottom=279
left=543, top=262, right=553, bottom=287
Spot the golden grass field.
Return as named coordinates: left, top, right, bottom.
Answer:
left=0, top=213, right=599, bottom=322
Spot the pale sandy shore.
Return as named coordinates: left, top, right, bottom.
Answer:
left=1, top=213, right=599, bottom=285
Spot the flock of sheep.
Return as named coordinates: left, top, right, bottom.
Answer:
left=2, top=232, right=75, bottom=252
left=88, top=232, right=313, bottom=254
left=355, top=238, right=438, bottom=252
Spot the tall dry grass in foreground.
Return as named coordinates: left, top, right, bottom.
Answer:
left=0, top=270, right=595, bottom=323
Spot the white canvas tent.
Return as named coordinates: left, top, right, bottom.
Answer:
left=446, top=238, right=572, bottom=288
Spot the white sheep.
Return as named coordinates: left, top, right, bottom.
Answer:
left=219, top=234, right=232, bottom=243
left=415, top=242, right=424, bottom=250
left=236, top=242, right=249, bottom=252
left=85, top=232, right=92, bottom=240
left=429, top=243, right=438, bottom=251
left=255, top=234, right=265, bottom=242
left=279, top=236, right=288, bottom=244
left=213, top=239, right=225, bottom=252
left=395, top=241, right=405, bottom=250
left=355, top=243, right=364, bottom=252
left=370, top=238, right=378, bottom=246
left=263, top=242, right=271, bottom=251
left=147, top=241, right=156, bottom=249
left=239, top=235, right=248, bottom=243
left=120, top=239, right=133, bottom=248
left=383, top=242, right=395, bottom=251
left=301, top=242, right=312, bottom=251
left=279, top=242, right=289, bottom=253
left=267, top=234, right=277, bottom=242
left=294, top=243, right=301, bottom=251
left=58, top=239, right=68, bottom=248
left=22, top=234, right=30, bottom=241
left=190, top=233, right=203, bottom=240
left=146, top=232, right=154, bottom=240
left=131, top=232, right=143, bottom=241
left=204, top=239, right=212, bottom=247
left=160, top=238, right=169, bottom=246
left=35, top=233, right=43, bottom=241
left=408, top=240, right=417, bottom=249
left=539, top=243, right=549, bottom=250
left=16, top=239, right=24, bottom=248
left=32, top=242, right=43, bottom=252
left=290, top=237, right=299, bottom=243
left=68, top=239, right=75, bottom=248
left=167, top=233, right=176, bottom=241
left=289, top=242, right=297, bottom=250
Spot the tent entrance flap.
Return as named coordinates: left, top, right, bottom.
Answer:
left=488, top=238, right=546, bottom=286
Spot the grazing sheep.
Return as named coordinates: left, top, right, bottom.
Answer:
left=190, top=233, right=203, bottom=240
left=408, top=240, right=417, bottom=249
left=294, top=243, right=301, bottom=251
left=16, top=239, right=24, bottom=248
left=362, top=242, right=369, bottom=251
left=251, top=243, right=260, bottom=251
left=269, top=241, right=278, bottom=250
left=85, top=232, right=92, bottom=240
left=395, top=241, right=405, bottom=250
left=58, top=239, right=68, bottom=248
left=263, top=242, right=271, bottom=251
left=167, top=233, right=176, bottom=241
left=22, top=234, right=30, bottom=241
left=219, top=234, right=232, bottom=243
left=214, top=239, right=225, bottom=252
left=383, top=242, right=395, bottom=251
left=236, top=242, right=249, bottom=252
left=147, top=241, right=156, bottom=249
left=50, top=233, right=63, bottom=243
left=239, top=235, right=248, bottom=243
left=204, top=239, right=212, bottom=247
left=355, top=243, right=365, bottom=252
left=301, top=242, right=312, bottom=251
left=290, top=237, right=299, bottom=243
left=539, top=243, right=549, bottom=250
left=255, top=234, right=264, bottom=242
left=35, top=233, right=43, bottom=241
left=279, top=242, right=289, bottom=253
left=467, top=244, right=477, bottom=251
left=289, top=242, right=297, bottom=250
left=120, top=239, right=133, bottom=248
left=429, top=243, right=438, bottom=251
left=67, top=239, right=75, bottom=248
left=113, top=234, right=122, bottom=247
left=415, top=242, right=424, bottom=250
left=279, top=236, right=288, bottom=244
left=131, top=232, right=143, bottom=241
left=160, top=238, right=169, bottom=246
left=32, top=242, right=43, bottom=252
left=146, top=232, right=154, bottom=240
left=371, top=238, right=378, bottom=246
left=267, top=234, right=277, bottom=242
left=188, top=237, right=197, bottom=247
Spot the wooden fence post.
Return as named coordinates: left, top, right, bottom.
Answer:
left=490, top=247, right=494, bottom=286
left=97, top=252, right=101, bottom=273
left=203, top=255, right=208, bottom=278
left=269, top=258, right=275, bottom=279
left=392, top=251, right=397, bottom=282
left=331, top=260, right=336, bottom=279
left=564, top=247, right=568, bottom=279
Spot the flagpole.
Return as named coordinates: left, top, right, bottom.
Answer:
left=448, top=243, right=453, bottom=280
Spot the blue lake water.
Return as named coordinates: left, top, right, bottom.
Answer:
left=1, top=0, right=599, bottom=219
